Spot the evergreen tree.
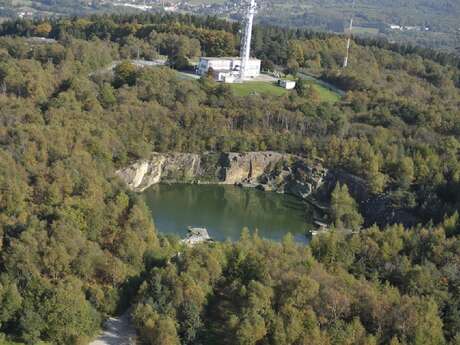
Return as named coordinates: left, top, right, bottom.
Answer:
left=330, top=183, right=363, bottom=231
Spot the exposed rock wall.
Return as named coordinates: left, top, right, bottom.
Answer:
left=116, top=151, right=326, bottom=197
left=117, top=153, right=201, bottom=192
left=219, top=152, right=288, bottom=184
left=161, top=153, right=201, bottom=181
left=116, top=152, right=418, bottom=227
left=116, top=156, right=165, bottom=192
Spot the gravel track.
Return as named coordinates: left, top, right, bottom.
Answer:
left=88, top=312, right=137, bottom=345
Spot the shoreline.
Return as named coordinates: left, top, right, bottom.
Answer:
left=144, top=181, right=330, bottom=237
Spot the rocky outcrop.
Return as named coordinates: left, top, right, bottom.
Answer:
left=117, top=152, right=418, bottom=228
left=181, top=227, right=213, bottom=246
left=116, top=153, right=200, bottom=192
left=219, top=152, right=287, bottom=184
left=161, top=153, right=202, bottom=181
left=116, top=151, right=327, bottom=197
left=116, top=156, right=165, bottom=192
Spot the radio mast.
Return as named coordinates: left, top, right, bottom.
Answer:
left=343, top=0, right=356, bottom=68
left=239, top=0, right=257, bottom=80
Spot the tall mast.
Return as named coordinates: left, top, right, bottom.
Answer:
left=239, top=0, right=256, bottom=80
left=343, top=0, right=356, bottom=68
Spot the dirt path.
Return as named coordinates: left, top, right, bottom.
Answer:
left=89, top=312, right=137, bottom=345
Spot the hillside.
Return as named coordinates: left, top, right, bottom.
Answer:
left=0, top=12, right=459, bottom=345
left=1, top=0, right=459, bottom=53
left=255, top=0, right=460, bottom=52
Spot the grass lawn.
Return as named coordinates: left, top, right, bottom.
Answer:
left=311, top=84, right=342, bottom=103
left=230, top=82, right=289, bottom=97
left=230, top=80, right=342, bottom=103
left=351, top=26, right=380, bottom=35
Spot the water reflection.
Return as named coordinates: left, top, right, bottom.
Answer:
left=143, top=184, right=311, bottom=243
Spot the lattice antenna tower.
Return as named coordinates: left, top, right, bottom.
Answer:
left=239, top=0, right=257, bottom=80
left=343, top=0, right=356, bottom=68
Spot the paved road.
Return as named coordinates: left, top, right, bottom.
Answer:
left=89, top=312, right=137, bottom=345
left=91, top=59, right=166, bottom=76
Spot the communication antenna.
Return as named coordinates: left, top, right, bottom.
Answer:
left=343, top=0, right=356, bottom=68
left=239, top=0, right=257, bottom=81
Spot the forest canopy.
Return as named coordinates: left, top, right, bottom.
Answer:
left=0, top=12, right=458, bottom=345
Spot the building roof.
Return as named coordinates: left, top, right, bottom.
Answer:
left=200, top=56, right=261, bottom=62
left=211, top=69, right=235, bottom=73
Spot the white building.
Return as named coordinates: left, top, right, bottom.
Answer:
left=197, top=57, right=261, bottom=82
left=279, top=79, right=296, bottom=90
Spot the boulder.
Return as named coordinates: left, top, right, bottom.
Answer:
left=285, top=180, right=313, bottom=199
left=181, top=227, right=212, bottom=246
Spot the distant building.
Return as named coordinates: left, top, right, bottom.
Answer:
left=17, top=10, right=34, bottom=19
left=197, top=57, right=261, bottom=82
left=112, top=3, right=153, bottom=11
left=164, top=5, right=178, bottom=12
left=404, top=26, right=421, bottom=31
left=27, top=37, right=57, bottom=44
left=278, top=79, right=296, bottom=90
left=389, top=24, right=424, bottom=32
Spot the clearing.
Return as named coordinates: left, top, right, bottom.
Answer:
left=229, top=81, right=289, bottom=97
left=229, top=79, right=342, bottom=102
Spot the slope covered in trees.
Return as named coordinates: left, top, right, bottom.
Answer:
left=254, top=0, right=460, bottom=51
left=132, top=223, right=460, bottom=345
left=0, top=13, right=458, bottom=345
left=1, top=0, right=459, bottom=52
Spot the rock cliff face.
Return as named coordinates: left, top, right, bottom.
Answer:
left=116, top=151, right=327, bottom=197
left=218, top=152, right=287, bottom=184
left=116, top=153, right=200, bottom=192
left=116, top=152, right=418, bottom=227
left=116, top=157, right=165, bottom=192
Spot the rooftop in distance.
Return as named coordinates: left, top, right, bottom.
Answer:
left=200, top=57, right=261, bottom=61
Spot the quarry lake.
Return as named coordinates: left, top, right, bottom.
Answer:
left=143, top=184, right=312, bottom=244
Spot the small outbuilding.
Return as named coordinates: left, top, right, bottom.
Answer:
left=278, top=79, right=297, bottom=90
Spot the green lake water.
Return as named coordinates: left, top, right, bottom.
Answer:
left=143, top=184, right=312, bottom=244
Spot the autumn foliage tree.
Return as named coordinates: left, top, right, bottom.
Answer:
left=330, top=183, right=364, bottom=231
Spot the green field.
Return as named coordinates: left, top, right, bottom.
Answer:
left=310, top=84, right=342, bottom=103
left=230, top=82, right=289, bottom=97
left=175, top=68, right=341, bottom=102
left=229, top=80, right=341, bottom=103
left=160, top=68, right=341, bottom=102
left=351, top=26, right=380, bottom=35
